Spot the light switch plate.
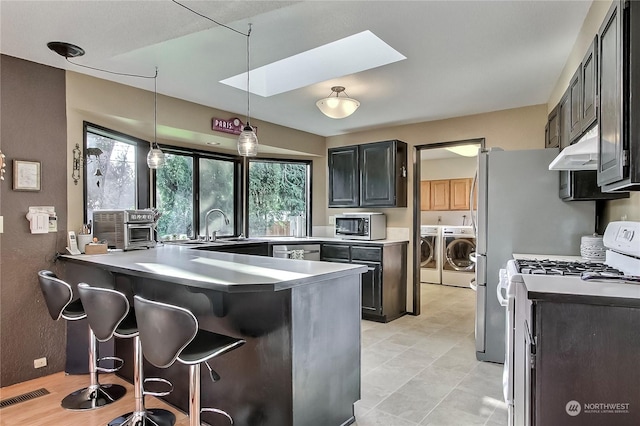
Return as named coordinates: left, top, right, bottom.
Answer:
left=0, top=216, right=3, bottom=234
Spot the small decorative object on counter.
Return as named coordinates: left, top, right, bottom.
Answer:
left=580, top=233, right=605, bottom=261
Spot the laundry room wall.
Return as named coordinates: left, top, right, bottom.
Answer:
left=421, top=156, right=477, bottom=226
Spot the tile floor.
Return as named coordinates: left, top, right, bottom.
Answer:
left=354, top=283, right=508, bottom=426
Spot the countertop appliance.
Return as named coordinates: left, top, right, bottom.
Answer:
left=472, top=148, right=596, bottom=363
left=93, top=209, right=156, bottom=251
left=499, top=221, right=640, bottom=426
left=441, top=226, right=476, bottom=287
left=420, top=225, right=441, bottom=284
left=272, top=244, right=320, bottom=261
left=334, top=212, right=386, bottom=240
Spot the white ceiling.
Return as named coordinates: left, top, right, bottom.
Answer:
left=0, top=1, right=592, bottom=139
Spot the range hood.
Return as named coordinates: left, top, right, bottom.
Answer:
left=548, top=126, right=598, bottom=171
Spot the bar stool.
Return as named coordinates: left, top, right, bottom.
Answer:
left=133, top=295, right=246, bottom=426
left=77, top=283, right=176, bottom=426
left=37, top=270, right=126, bottom=410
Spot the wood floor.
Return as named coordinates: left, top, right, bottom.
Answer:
left=0, top=372, right=191, bottom=426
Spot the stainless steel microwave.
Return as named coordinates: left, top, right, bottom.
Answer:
left=93, top=209, right=156, bottom=250
left=334, top=213, right=386, bottom=240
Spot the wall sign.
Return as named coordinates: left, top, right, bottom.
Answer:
left=212, top=117, right=258, bottom=136
left=212, top=117, right=244, bottom=135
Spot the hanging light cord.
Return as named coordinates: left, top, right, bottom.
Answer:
left=154, top=67, right=158, bottom=148
left=246, top=23, right=252, bottom=128
left=65, top=57, right=156, bottom=79
left=171, top=0, right=250, bottom=37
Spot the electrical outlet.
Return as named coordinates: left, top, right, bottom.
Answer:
left=34, top=357, right=47, bottom=369
left=328, top=215, right=336, bottom=225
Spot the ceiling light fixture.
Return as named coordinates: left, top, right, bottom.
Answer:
left=238, top=24, right=258, bottom=157
left=316, top=86, right=360, bottom=119
left=147, top=68, right=166, bottom=169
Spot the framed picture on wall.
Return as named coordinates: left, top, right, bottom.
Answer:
left=13, top=160, right=41, bottom=191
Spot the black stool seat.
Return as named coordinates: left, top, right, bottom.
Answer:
left=37, top=270, right=127, bottom=411
left=77, top=284, right=175, bottom=426
left=179, top=330, right=244, bottom=365
left=134, top=295, right=245, bottom=426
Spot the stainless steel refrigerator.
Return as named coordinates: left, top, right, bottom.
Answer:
left=473, top=148, right=596, bottom=363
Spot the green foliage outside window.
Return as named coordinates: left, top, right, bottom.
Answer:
left=155, top=153, right=194, bottom=238
left=248, top=161, right=307, bottom=236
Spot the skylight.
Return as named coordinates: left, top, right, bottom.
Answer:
left=220, top=30, right=406, bottom=97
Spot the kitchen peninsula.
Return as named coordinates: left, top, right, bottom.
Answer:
left=61, top=245, right=366, bottom=426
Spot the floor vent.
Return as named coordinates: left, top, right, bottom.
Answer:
left=0, top=388, right=50, bottom=409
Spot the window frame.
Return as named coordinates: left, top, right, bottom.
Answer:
left=245, top=157, right=312, bottom=238
left=151, top=145, right=242, bottom=238
left=82, top=122, right=150, bottom=224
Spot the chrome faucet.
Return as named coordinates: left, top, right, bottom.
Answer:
left=204, top=209, right=230, bottom=242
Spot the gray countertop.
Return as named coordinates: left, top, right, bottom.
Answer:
left=163, top=236, right=409, bottom=246
left=521, top=274, right=640, bottom=306
left=61, top=245, right=367, bottom=293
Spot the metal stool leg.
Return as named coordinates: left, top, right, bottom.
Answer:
left=109, top=336, right=175, bottom=426
left=61, top=327, right=127, bottom=410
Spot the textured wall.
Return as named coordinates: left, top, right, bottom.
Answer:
left=0, top=55, right=68, bottom=386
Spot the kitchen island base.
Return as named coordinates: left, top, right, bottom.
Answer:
left=63, top=256, right=362, bottom=426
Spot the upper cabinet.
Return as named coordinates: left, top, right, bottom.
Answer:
left=597, top=0, right=640, bottom=191
left=420, top=181, right=431, bottom=211
left=421, top=178, right=475, bottom=211
left=545, top=104, right=560, bottom=149
left=328, top=146, right=360, bottom=207
left=581, top=37, right=598, bottom=131
left=328, top=140, right=408, bottom=208
left=430, top=179, right=450, bottom=210
left=568, top=66, right=583, bottom=142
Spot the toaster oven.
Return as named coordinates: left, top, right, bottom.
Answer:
left=93, top=209, right=156, bottom=251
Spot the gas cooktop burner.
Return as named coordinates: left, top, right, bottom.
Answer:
left=514, top=259, right=625, bottom=276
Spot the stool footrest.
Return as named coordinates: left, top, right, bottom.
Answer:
left=202, top=407, right=233, bottom=424
left=96, top=356, right=124, bottom=373
left=143, top=377, right=173, bottom=397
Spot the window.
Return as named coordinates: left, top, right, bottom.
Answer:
left=154, top=148, right=238, bottom=240
left=84, top=123, right=150, bottom=222
left=248, top=159, right=311, bottom=237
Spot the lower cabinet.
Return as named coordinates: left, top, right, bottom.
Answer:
left=321, top=241, right=407, bottom=322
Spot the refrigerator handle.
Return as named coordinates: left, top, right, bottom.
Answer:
left=470, top=169, right=478, bottom=236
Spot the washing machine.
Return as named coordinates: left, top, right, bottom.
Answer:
left=441, top=226, right=476, bottom=288
left=419, top=225, right=441, bottom=284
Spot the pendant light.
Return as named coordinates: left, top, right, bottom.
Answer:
left=316, top=86, right=360, bottom=119
left=238, top=24, right=258, bottom=157
left=147, top=68, right=165, bottom=168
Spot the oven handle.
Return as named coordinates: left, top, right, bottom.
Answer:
left=497, top=269, right=508, bottom=307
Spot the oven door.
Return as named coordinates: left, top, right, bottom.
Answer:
left=126, top=224, right=154, bottom=247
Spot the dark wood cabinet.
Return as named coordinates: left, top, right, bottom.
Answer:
left=328, top=140, right=407, bottom=208
left=597, top=0, right=640, bottom=191
left=320, top=241, right=407, bottom=322
left=581, top=36, right=598, bottom=132
left=568, top=66, right=583, bottom=142
left=545, top=104, right=560, bottom=149
left=328, top=146, right=360, bottom=207
left=558, top=88, right=627, bottom=200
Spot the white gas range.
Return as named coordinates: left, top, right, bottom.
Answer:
left=498, top=221, right=640, bottom=426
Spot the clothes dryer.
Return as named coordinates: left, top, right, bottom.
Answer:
left=419, top=225, right=441, bottom=284
left=441, top=226, right=476, bottom=287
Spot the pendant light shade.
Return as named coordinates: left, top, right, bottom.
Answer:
left=147, top=147, right=166, bottom=168
left=147, top=68, right=165, bottom=169
left=316, top=86, right=360, bottom=119
left=238, top=24, right=259, bottom=156
left=238, top=124, right=258, bottom=156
